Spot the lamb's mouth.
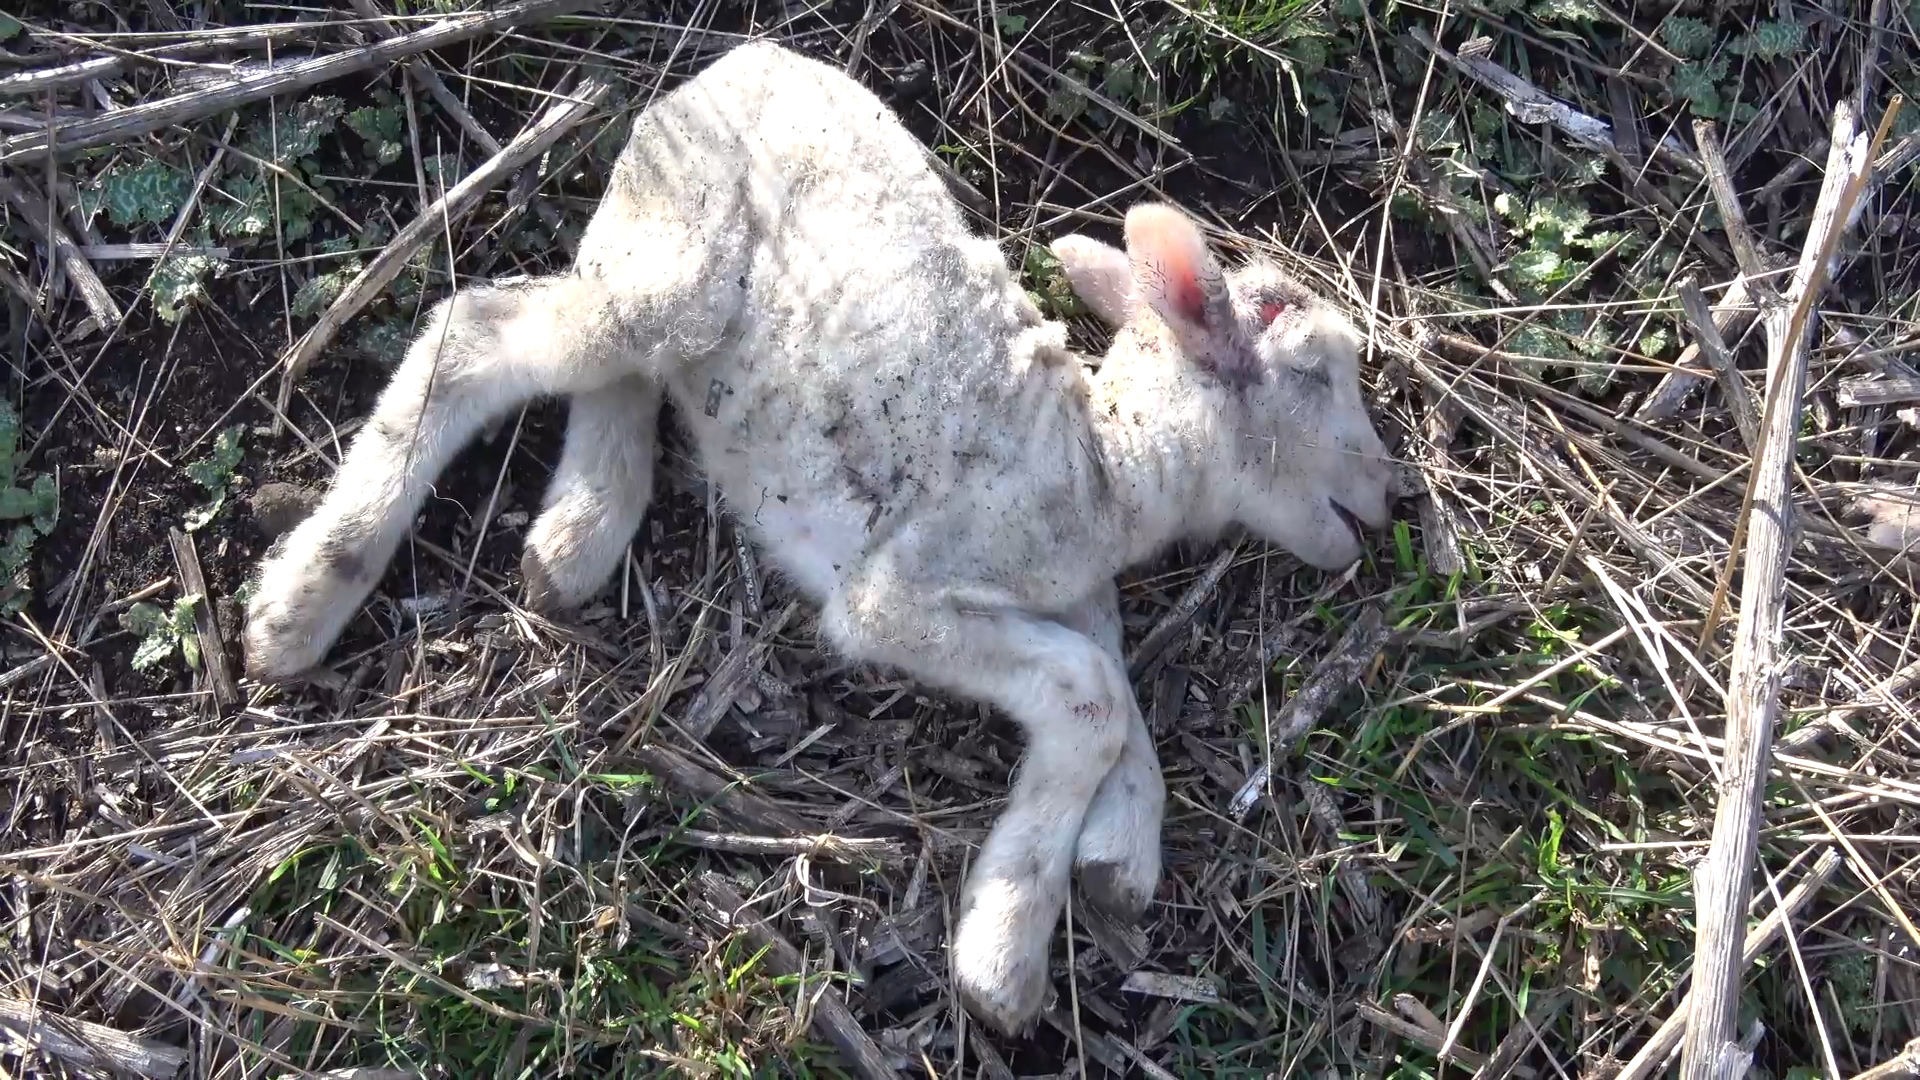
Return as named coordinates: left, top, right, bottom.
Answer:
left=1330, top=499, right=1365, bottom=543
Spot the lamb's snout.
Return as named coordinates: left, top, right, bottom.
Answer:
left=1322, top=419, right=1393, bottom=522
left=1344, top=448, right=1396, bottom=531
left=1329, top=499, right=1371, bottom=543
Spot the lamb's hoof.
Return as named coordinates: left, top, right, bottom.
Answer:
left=950, top=883, right=1055, bottom=1036
left=242, top=585, right=333, bottom=685
left=1076, top=858, right=1154, bottom=924
left=519, top=549, right=569, bottom=614
left=243, top=646, right=311, bottom=687
left=242, top=637, right=328, bottom=688
left=519, top=541, right=621, bottom=615
left=952, top=949, right=1050, bottom=1037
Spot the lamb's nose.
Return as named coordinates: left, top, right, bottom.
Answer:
left=1341, top=442, right=1394, bottom=528
left=1355, top=486, right=1392, bottom=529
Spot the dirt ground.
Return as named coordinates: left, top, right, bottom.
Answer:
left=4, top=1, right=1920, bottom=1078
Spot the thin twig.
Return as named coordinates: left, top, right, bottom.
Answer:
left=0, top=0, right=601, bottom=164
left=665, top=828, right=909, bottom=864
left=697, top=873, right=898, bottom=1080
left=276, top=73, right=611, bottom=389
left=1227, top=604, right=1389, bottom=821
left=1438, top=895, right=1542, bottom=1062
left=1355, top=1001, right=1494, bottom=1069
left=1473, top=991, right=1572, bottom=1080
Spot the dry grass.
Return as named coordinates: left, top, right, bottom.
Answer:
left=2, top=1, right=1918, bottom=1078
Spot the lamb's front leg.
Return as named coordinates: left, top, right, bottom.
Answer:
left=1057, top=583, right=1165, bottom=923
left=823, top=575, right=1132, bottom=1034
left=245, top=277, right=614, bottom=681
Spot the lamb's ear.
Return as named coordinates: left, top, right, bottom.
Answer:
left=1049, top=234, right=1135, bottom=327
left=1123, top=203, right=1251, bottom=382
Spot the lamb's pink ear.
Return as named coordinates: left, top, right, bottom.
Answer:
left=1123, top=203, right=1247, bottom=379
left=1049, top=234, right=1135, bottom=327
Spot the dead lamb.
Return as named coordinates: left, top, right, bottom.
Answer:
left=241, top=39, right=1396, bottom=1035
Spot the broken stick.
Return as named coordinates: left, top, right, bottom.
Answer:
left=0, top=175, right=122, bottom=330
left=343, top=0, right=506, bottom=156
left=1616, top=848, right=1841, bottom=1080
left=1409, top=25, right=1702, bottom=175
left=1227, top=604, right=1389, bottom=821
left=697, top=873, right=897, bottom=1080
left=0, top=998, right=186, bottom=1079
left=276, top=73, right=612, bottom=392
left=1675, top=278, right=1761, bottom=454
left=1633, top=276, right=1760, bottom=424
left=1680, top=97, right=1892, bottom=1080
left=1126, top=541, right=1238, bottom=678
left=626, top=741, right=815, bottom=838
left=0, top=0, right=600, bottom=164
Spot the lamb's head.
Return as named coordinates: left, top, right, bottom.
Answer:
left=1051, top=203, right=1394, bottom=570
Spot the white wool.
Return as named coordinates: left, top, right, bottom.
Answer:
left=243, top=39, right=1394, bottom=1035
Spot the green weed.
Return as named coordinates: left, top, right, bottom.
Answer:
left=84, top=158, right=192, bottom=227
left=184, top=424, right=245, bottom=531
left=122, top=592, right=203, bottom=671
left=345, top=95, right=407, bottom=168
left=1022, top=243, right=1086, bottom=321
left=149, top=253, right=223, bottom=324
left=1661, top=12, right=1807, bottom=120
left=0, top=400, right=59, bottom=614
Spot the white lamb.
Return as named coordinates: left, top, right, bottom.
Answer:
left=241, top=39, right=1394, bottom=1034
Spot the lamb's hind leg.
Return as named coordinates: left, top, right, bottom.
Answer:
left=822, top=559, right=1133, bottom=1035
left=1058, top=582, right=1166, bottom=923
left=244, top=274, right=626, bottom=682
left=521, top=375, right=665, bottom=612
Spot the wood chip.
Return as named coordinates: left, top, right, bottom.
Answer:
left=1836, top=370, right=1920, bottom=409
left=0, top=999, right=187, bottom=1079
left=1120, top=971, right=1219, bottom=1004
left=169, top=527, right=240, bottom=711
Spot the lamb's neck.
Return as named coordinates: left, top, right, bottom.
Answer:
left=1086, top=369, right=1221, bottom=568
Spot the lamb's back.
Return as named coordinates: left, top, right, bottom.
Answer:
left=596, top=42, right=1119, bottom=604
